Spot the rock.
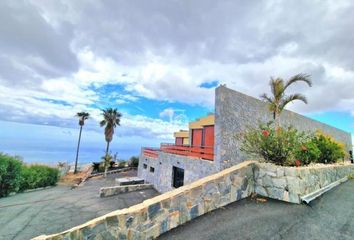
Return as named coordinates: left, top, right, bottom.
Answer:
left=272, top=178, right=287, bottom=189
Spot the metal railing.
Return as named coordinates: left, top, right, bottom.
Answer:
left=160, top=143, right=214, bottom=161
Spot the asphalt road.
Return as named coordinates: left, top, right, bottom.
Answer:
left=0, top=170, right=158, bottom=240
left=159, top=180, right=354, bottom=240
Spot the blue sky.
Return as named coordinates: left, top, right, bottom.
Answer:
left=0, top=1, right=353, bottom=164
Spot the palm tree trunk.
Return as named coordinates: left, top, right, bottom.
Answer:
left=74, top=126, right=83, bottom=174
left=104, top=141, right=110, bottom=178
left=105, top=141, right=110, bottom=156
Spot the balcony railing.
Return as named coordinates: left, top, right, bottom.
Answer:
left=160, top=143, right=214, bottom=161
left=143, top=148, right=159, bottom=158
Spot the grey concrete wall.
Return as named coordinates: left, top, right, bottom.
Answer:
left=138, top=150, right=217, bottom=193
left=215, top=86, right=353, bottom=170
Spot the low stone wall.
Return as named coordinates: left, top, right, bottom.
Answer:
left=254, top=163, right=354, bottom=203
left=33, top=161, right=354, bottom=239
left=100, top=184, right=153, bottom=198
left=33, top=161, right=255, bottom=240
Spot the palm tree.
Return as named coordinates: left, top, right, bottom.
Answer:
left=100, top=108, right=122, bottom=177
left=260, top=73, right=312, bottom=127
left=74, top=112, right=90, bottom=174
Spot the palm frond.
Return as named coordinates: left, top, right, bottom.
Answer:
left=284, top=73, right=312, bottom=91
left=260, top=93, right=273, bottom=103
left=76, top=112, right=90, bottom=118
left=279, top=93, right=308, bottom=111
left=269, top=77, right=285, bottom=100
left=100, top=120, right=106, bottom=127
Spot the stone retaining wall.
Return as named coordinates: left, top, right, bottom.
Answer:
left=34, top=161, right=354, bottom=239
left=34, top=161, right=255, bottom=240
left=100, top=184, right=153, bottom=198
left=254, top=163, right=354, bottom=203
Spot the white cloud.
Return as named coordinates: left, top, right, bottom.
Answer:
left=1, top=0, right=354, bottom=141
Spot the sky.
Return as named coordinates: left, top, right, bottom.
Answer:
left=0, top=0, right=353, bottom=165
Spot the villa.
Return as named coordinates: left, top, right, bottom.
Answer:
left=138, top=85, right=353, bottom=193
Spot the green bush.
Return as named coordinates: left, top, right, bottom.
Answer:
left=240, top=122, right=305, bottom=166
left=0, top=153, right=60, bottom=197
left=19, top=165, right=59, bottom=191
left=239, top=122, right=347, bottom=166
left=129, top=156, right=139, bottom=167
left=312, top=132, right=346, bottom=164
left=0, top=153, right=23, bottom=197
left=294, top=140, right=321, bottom=165
left=118, top=161, right=126, bottom=168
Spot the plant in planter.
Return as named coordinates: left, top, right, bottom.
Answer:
left=239, top=122, right=306, bottom=166
left=294, top=139, right=321, bottom=166
left=312, top=131, right=346, bottom=163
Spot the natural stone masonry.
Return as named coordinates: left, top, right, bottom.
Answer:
left=138, top=151, right=217, bottom=193
left=33, top=161, right=255, bottom=240
left=33, top=161, right=354, bottom=240
left=254, top=163, right=354, bottom=203
left=100, top=184, right=153, bottom=197
left=214, top=86, right=353, bottom=170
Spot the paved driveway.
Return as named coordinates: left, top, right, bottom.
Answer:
left=0, top=170, right=158, bottom=240
left=159, top=180, right=354, bottom=240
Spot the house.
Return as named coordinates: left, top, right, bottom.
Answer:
left=138, top=85, right=353, bottom=193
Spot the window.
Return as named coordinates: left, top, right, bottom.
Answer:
left=172, top=166, right=184, bottom=188
left=143, top=164, right=147, bottom=169
left=150, top=167, right=155, bottom=173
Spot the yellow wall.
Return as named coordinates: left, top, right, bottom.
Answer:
left=174, top=130, right=190, bottom=145
left=174, top=130, right=189, bottom=138
left=189, top=114, right=215, bottom=129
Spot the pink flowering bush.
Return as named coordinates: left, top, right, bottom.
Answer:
left=239, top=122, right=305, bottom=166
left=239, top=122, right=346, bottom=166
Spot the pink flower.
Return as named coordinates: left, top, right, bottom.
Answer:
left=262, top=130, right=270, bottom=137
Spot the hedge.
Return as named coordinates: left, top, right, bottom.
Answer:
left=0, top=153, right=22, bottom=197
left=0, top=153, right=59, bottom=198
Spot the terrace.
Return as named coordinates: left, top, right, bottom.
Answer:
left=142, top=114, right=215, bottom=161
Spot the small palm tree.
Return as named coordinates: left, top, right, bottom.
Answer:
left=74, top=112, right=90, bottom=174
left=261, top=74, right=312, bottom=127
left=100, top=108, right=122, bottom=177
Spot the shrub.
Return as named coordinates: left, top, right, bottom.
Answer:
left=92, top=162, right=100, bottom=172
left=312, top=131, right=346, bottom=164
left=118, top=161, right=126, bottom=168
left=294, top=140, right=321, bottom=166
left=240, top=122, right=305, bottom=166
left=19, top=165, right=59, bottom=191
left=0, top=153, right=23, bottom=197
left=129, top=156, right=139, bottom=167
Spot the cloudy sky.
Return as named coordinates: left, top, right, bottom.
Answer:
left=0, top=0, right=353, bottom=164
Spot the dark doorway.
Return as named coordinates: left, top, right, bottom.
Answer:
left=172, top=166, right=184, bottom=188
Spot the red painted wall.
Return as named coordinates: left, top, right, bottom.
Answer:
left=175, top=137, right=183, bottom=146
left=203, top=125, right=214, bottom=147
left=192, top=129, right=203, bottom=146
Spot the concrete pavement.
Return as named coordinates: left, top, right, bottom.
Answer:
left=0, top=170, right=158, bottom=240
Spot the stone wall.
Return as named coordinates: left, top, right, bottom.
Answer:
left=138, top=151, right=217, bottom=193
left=34, top=160, right=354, bottom=239
left=215, top=86, right=353, bottom=170
left=254, top=163, right=354, bottom=203
left=99, top=184, right=153, bottom=198
left=34, top=161, right=255, bottom=240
